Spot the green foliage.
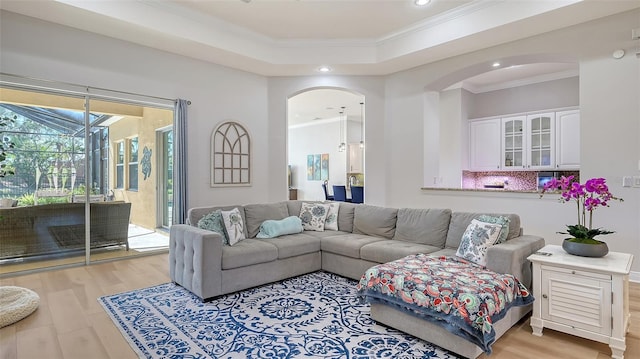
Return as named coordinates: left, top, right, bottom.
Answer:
left=559, top=224, right=615, bottom=242
left=17, top=193, right=35, bottom=206
left=0, top=115, right=16, bottom=177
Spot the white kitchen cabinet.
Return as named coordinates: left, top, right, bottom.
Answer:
left=348, top=143, right=363, bottom=173
left=528, top=245, right=633, bottom=359
left=501, top=115, right=526, bottom=170
left=555, top=110, right=580, bottom=169
left=469, top=118, right=501, bottom=171
left=527, top=112, right=555, bottom=169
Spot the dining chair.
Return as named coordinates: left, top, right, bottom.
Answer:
left=332, top=185, right=350, bottom=202
left=350, top=186, right=364, bottom=204
left=322, top=181, right=334, bottom=201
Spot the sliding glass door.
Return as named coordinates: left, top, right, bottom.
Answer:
left=0, top=82, right=175, bottom=274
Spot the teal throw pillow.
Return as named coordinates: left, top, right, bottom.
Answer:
left=256, top=216, right=303, bottom=238
left=197, top=210, right=229, bottom=245
left=477, top=215, right=510, bottom=244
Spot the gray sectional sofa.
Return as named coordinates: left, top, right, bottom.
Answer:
left=169, top=200, right=545, bottom=358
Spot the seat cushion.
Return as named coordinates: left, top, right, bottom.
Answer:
left=393, top=208, right=451, bottom=247
left=321, top=234, right=386, bottom=259
left=353, top=205, right=398, bottom=239
left=360, top=240, right=441, bottom=264
left=221, top=239, right=278, bottom=269
left=256, top=233, right=321, bottom=259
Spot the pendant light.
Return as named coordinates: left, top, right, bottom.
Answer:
left=359, top=101, right=365, bottom=149
left=338, top=107, right=346, bottom=152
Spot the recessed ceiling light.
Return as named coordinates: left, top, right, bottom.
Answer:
left=492, top=62, right=501, bottom=68
left=415, top=0, right=431, bottom=6
left=317, top=66, right=332, bottom=73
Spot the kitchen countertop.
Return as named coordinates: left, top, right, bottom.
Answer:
left=421, top=187, right=541, bottom=194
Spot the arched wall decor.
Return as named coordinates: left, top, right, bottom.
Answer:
left=211, top=121, right=251, bottom=187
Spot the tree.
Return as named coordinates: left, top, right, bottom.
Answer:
left=0, top=115, right=16, bottom=178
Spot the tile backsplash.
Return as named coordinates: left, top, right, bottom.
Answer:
left=462, top=171, right=580, bottom=191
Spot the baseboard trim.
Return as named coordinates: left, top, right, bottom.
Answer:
left=630, top=271, right=640, bottom=283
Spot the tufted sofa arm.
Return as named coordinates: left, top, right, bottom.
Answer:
left=485, top=235, right=545, bottom=289
left=169, top=224, right=223, bottom=300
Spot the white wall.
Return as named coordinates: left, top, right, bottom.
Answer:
left=288, top=118, right=347, bottom=200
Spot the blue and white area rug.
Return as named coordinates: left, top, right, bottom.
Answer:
left=99, top=271, right=459, bottom=359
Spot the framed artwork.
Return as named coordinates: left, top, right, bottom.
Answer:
left=321, top=154, right=329, bottom=180
left=307, top=153, right=329, bottom=181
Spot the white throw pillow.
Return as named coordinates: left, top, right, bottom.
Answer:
left=456, top=219, right=503, bottom=266
left=324, top=202, right=340, bottom=231
left=221, top=207, right=246, bottom=245
left=299, top=202, right=330, bottom=232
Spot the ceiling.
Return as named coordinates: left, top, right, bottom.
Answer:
left=2, top=1, right=637, bottom=125
left=1, top=0, right=638, bottom=77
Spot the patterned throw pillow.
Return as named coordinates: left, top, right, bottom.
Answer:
left=299, top=202, right=330, bottom=231
left=324, top=202, right=340, bottom=231
left=197, top=210, right=229, bottom=245
left=221, top=207, right=246, bottom=246
left=477, top=215, right=510, bottom=244
left=456, top=219, right=503, bottom=266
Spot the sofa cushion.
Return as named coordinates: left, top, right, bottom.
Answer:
left=187, top=205, right=247, bottom=238
left=353, top=205, right=398, bottom=239
left=256, top=233, right=321, bottom=259
left=221, top=239, right=278, bottom=269
left=196, top=210, right=229, bottom=245
left=393, top=208, right=451, bottom=247
left=360, top=240, right=441, bottom=264
left=455, top=219, right=503, bottom=266
left=321, top=234, right=386, bottom=259
left=244, top=202, right=289, bottom=238
left=445, top=212, right=521, bottom=249
left=337, top=202, right=356, bottom=232
left=299, top=202, right=330, bottom=231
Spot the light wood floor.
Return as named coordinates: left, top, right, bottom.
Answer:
left=0, top=253, right=638, bottom=359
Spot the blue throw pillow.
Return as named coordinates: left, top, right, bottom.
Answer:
left=197, top=210, right=229, bottom=245
left=256, top=216, right=304, bottom=238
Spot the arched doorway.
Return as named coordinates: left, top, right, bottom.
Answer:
left=287, top=88, right=365, bottom=201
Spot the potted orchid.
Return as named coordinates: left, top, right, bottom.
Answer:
left=540, top=176, right=623, bottom=257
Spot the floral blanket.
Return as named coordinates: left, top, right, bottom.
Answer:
left=356, top=254, right=534, bottom=354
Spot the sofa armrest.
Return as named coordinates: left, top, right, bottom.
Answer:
left=485, top=235, right=545, bottom=289
left=169, top=224, right=223, bottom=300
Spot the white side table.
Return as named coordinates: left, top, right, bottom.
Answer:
left=527, top=244, right=634, bottom=359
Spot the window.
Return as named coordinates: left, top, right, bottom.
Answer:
left=211, top=122, right=250, bottom=186
left=128, top=137, right=138, bottom=190
left=116, top=141, right=124, bottom=189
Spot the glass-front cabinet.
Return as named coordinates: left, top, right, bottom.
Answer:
left=527, top=112, right=555, bottom=169
left=502, top=116, right=526, bottom=169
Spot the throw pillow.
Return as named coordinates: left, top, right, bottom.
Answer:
left=324, top=202, right=340, bottom=231
left=299, top=202, right=330, bottom=231
left=456, top=219, right=503, bottom=266
left=221, top=207, right=246, bottom=245
left=477, top=215, right=511, bottom=244
left=197, top=210, right=229, bottom=245
left=256, top=216, right=304, bottom=238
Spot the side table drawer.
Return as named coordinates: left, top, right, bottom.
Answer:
left=541, top=268, right=612, bottom=336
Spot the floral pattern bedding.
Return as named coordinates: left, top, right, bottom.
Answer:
left=356, top=254, right=534, bottom=354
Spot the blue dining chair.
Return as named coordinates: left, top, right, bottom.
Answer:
left=322, top=181, right=334, bottom=201
left=332, top=185, right=350, bottom=202
left=350, top=186, right=364, bottom=204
